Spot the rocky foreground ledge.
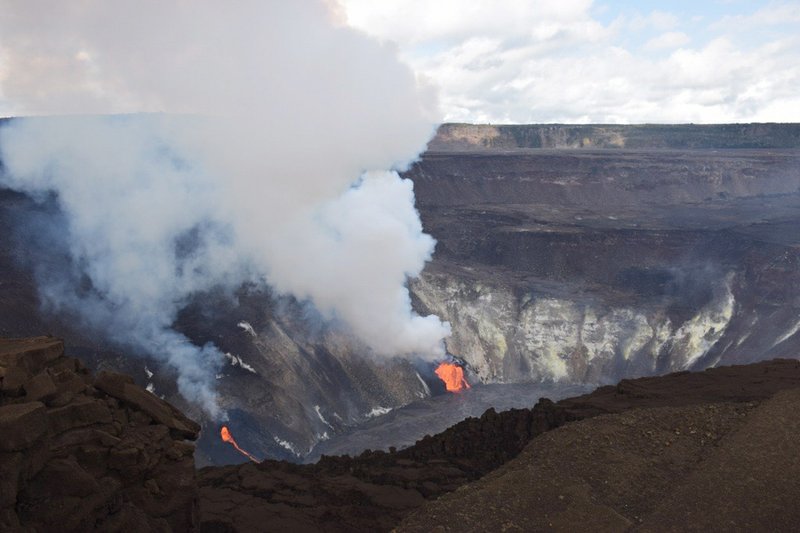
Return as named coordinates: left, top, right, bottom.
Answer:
left=0, top=337, right=199, bottom=531
left=199, top=358, right=800, bottom=532
left=400, top=388, right=800, bottom=532
left=3, top=337, right=800, bottom=532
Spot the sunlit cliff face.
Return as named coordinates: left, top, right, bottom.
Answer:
left=413, top=273, right=737, bottom=385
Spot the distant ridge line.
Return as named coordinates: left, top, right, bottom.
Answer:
left=430, top=122, right=800, bottom=151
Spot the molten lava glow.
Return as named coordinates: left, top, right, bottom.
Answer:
left=435, top=362, right=470, bottom=392
left=220, top=425, right=259, bottom=463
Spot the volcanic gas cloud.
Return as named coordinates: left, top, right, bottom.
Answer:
left=0, top=0, right=451, bottom=416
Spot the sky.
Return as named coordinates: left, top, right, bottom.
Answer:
left=0, top=1, right=797, bottom=124
left=339, top=0, right=800, bottom=123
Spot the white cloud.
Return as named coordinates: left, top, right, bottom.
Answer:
left=343, top=0, right=597, bottom=45
left=340, top=0, right=800, bottom=123
left=626, top=10, right=680, bottom=32
left=711, top=3, right=800, bottom=30
left=645, top=31, right=691, bottom=50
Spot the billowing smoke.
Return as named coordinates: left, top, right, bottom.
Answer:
left=0, top=0, right=450, bottom=416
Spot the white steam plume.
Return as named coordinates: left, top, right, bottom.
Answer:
left=0, top=0, right=450, bottom=415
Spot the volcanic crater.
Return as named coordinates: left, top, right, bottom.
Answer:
left=2, top=123, right=800, bottom=468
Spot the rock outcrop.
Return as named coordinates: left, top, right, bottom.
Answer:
left=197, top=358, right=800, bottom=532
left=3, top=335, right=799, bottom=531
left=199, top=398, right=573, bottom=532
left=0, top=337, right=199, bottom=532
left=399, top=387, right=800, bottom=532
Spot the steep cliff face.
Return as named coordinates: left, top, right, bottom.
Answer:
left=173, top=289, right=433, bottom=465
left=410, top=270, right=736, bottom=384
left=405, top=137, right=800, bottom=387
left=410, top=248, right=799, bottom=387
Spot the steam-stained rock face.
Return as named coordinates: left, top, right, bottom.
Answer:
left=411, top=271, right=737, bottom=383
left=0, top=337, right=198, bottom=531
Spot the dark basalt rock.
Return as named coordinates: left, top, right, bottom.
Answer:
left=0, top=402, right=47, bottom=452
left=4, top=335, right=800, bottom=532
left=0, top=336, right=199, bottom=532
left=398, top=388, right=800, bottom=532
left=95, top=370, right=200, bottom=439
left=197, top=358, right=800, bottom=532
left=198, top=399, right=574, bottom=533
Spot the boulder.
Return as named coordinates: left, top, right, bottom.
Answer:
left=0, top=364, right=29, bottom=396
left=0, top=337, right=64, bottom=374
left=24, top=371, right=58, bottom=402
left=0, top=451, right=23, bottom=507
left=95, top=371, right=200, bottom=439
left=0, top=402, right=47, bottom=451
left=47, top=398, right=113, bottom=434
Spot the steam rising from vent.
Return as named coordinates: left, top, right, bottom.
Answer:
left=0, top=0, right=450, bottom=416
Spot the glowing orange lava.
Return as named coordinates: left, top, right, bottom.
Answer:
left=435, top=362, right=470, bottom=392
left=220, top=425, right=260, bottom=462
